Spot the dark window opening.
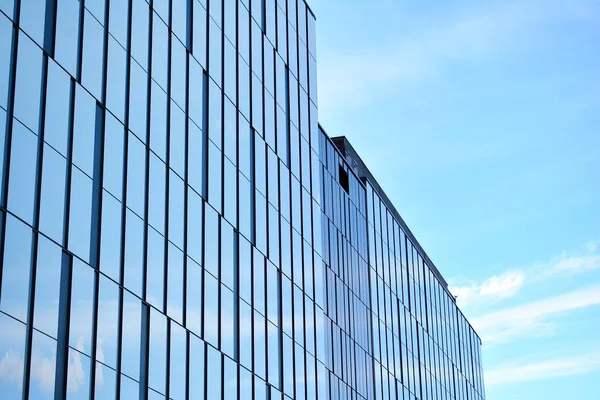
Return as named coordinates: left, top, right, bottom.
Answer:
left=339, top=165, right=349, bottom=195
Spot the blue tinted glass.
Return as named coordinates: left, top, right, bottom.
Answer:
left=0, top=214, right=32, bottom=322
left=65, top=348, right=91, bottom=399
left=192, top=2, right=207, bottom=68
left=0, top=313, right=25, bottom=397
left=28, top=331, right=56, bottom=399
left=238, top=114, right=251, bottom=178
left=96, top=275, right=119, bottom=369
left=169, top=103, right=186, bottom=178
left=69, top=260, right=95, bottom=356
left=238, top=173, right=251, bottom=241
left=39, top=144, right=67, bottom=243
left=128, top=61, right=148, bottom=140
left=148, top=153, right=166, bottom=234
left=19, top=0, right=45, bottom=46
left=223, top=38, right=236, bottom=103
left=103, top=113, right=125, bottom=199
left=208, top=141, right=222, bottom=212
left=55, top=0, right=80, bottom=76
left=220, top=220, right=234, bottom=289
left=33, top=236, right=62, bottom=338
left=187, top=189, right=203, bottom=265
left=99, top=191, right=122, bottom=282
left=251, top=21, right=262, bottom=79
left=0, top=14, right=11, bottom=110
left=208, top=79, right=222, bottom=149
left=81, top=10, right=104, bottom=99
left=187, top=120, right=205, bottom=196
left=131, top=0, right=149, bottom=68
left=68, top=168, right=93, bottom=262
left=169, top=322, right=187, bottom=400
left=126, top=133, right=147, bottom=218
left=149, top=308, right=167, bottom=394
left=267, top=262, right=279, bottom=324
left=223, top=356, right=238, bottom=400
left=238, top=236, right=251, bottom=303
left=186, top=258, right=202, bottom=335
left=168, top=171, right=185, bottom=249
left=151, top=15, right=168, bottom=90
left=221, top=285, right=234, bottom=357
left=94, top=362, right=116, bottom=400
left=150, top=82, right=167, bottom=160
left=253, top=311, right=266, bottom=379
left=239, top=300, right=252, bottom=369
left=204, top=204, right=219, bottom=277
left=203, top=271, right=218, bottom=347
left=124, top=210, right=144, bottom=296
left=171, top=35, right=187, bottom=109
left=44, top=59, right=70, bottom=156
left=72, top=85, right=96, bottom=176
left=146, top=226, right=165, bottom=310
left=206, top=346, right=222, bottom=399
left=267, top=322, right=279, bottom=386
left=223, top=158, right=237, bottom=226
left=189, top=335, right=205, bottom=399
left=171, top=0, right=187, bottom=43
left=238, top=58, right=250, bottom=119
left=121, top=291, right=141, bottom=379
left=106, top=37, right=127, bottom=122
left=254, top=135, right=266, bottom=195
left=188, top=58, right=205, bottom=129
left=237, top=4, right=249, bottom=63
left=223, top=97, right=236, bottom=163
left=208, top=20, right=222, bottom=86
left=253, top=249, right=265, bottom=314
left=167, top=243, right=184, bottom=323
left=255, top=193, right=267, bottom=254
left=13, top=33, right=42, bottom=133
left=109, top=0, right=129, bottom=47
left=251, top=74, right=263, bottom=135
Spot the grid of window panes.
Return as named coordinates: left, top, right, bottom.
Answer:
left=0, top=0, right=321, bottom=399
left=366, top=183, right=485, bottom=400
left=317, top=131, right=373, bottom=399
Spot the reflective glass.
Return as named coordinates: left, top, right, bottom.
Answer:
left=131, top=0, right=149, bottom=68
left=267, top=321, right=280, bottom=386
left=169, top=322, right=187, bottom=400
left=206, top=346, right=222, bottom=399
left=239, top=300, right=252, bottom=369
left=96, top=275, right=119, bottom=369
left=267, top=262, right=279, bottom=324
left=39, top=144, right=67, bottom=243
left=186, top=258, right=202, bottom=335
left=188, top=58, right=205, bottom=130
left=168, top=171, right=185, bottom=249
left=167, top=243, right=184, bottom=323
left=171, top=34, right=187, bottom=109
left=187, top=189, right=203, bottom=264
left=128, top=60, right=148, bottom=140
left=238, top=58, right=250, bottom=119
left=146, top=226, right=165, bottom=310
left=149, top=308, right=167, bottom=394
left=94, top=362, right=116, bottom=400
left=253, top=249, right=265, bottom=314
left=221, top=285, right=234, bottom=357
left=188, top=120, right=205, bottom=196
left=103, top=113, right=125, bottom=200
left=148, top=152, right=166, bottom=234
left=72, top=85, right=96, bottom=176
left=81, top=10, right=104, bottom=99
left=124, top=210, right=144, bottom=296
left=255, top=192, right=267, bottom=256
left=204, top=270, right=219, bottom=346
left=44, top=59, right=70, bottom=156
left=254, top=134, right=266, bottom=195
left=28, top=331, right=56, bottom=399
left=238, top=114, right=251, bottom=178
left=204, top=204, right=219, bottom=277
left=223, top=356, right=238, bottom=400
left=172, top=0, right=187, bottom=43
left=189, top=334, right=205, bottom=399
left=208, top=79, right=222, bottom=149
left=151, top=15, right=169, bottom=90
left=253, top=311, right=266, bottom=379
left=192, top=2, right=207, bottom=68
left=126, top=133, right=146, bottom=218
left=7, top=120, right=37, bottom=223
left=238, top=173, right=252, bottom=240
left=106, top=37, right=127, bottom=122
left=208, top=20, right=222, bottom=86
left=121, top=291, right=141, bottom=379
left=0, top=15, right=11, bottom=110
left=109, top=0, right=128, bottom=47
left=68, top=168, right=93, bottom=262
left=237, top=3, right=249, bottom=63
left=69, top=259, right=95, bottom=356
left=239, top=236, right=252, bottom=303
left=170, top=103, right=186, bottom=178
left=224, top=39, right=236, bottom=102
left=65, top=348, right=91, bottom=399
left=55, top=0, right=80, bottom=76
left=99, top=191, right=122, bottom=282
left=208, top=141, right=222, bottom=212
left=0, top=313, right=26, bottom=398
left=19, top=0, right=44, bottom=53
left=223, top=97, right=236, bottom=163
left=33, top=236, right=62, bottom=338
left=223, top=157, right=237, bottom=226
left=221, top=220, right=235, bottom=289
left=150, top=83, right=167, bottom=160
left=0, top=214, right=32, bottom=322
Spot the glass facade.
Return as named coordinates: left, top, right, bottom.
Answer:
left=0, top=1, right=484, bottom=399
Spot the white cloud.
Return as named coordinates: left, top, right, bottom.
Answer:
left=486, top=351, right=600, bottom=386
left=586, top=239, right=600, bottom=253
left=450, top=270, right=525, bottom=308
left=0, top=350, right=24, bottom=387
left=471, top=284, right=600, bottom=345
left=547, top=254, right=600, bottom=275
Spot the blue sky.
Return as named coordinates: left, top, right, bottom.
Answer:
left=309, top=0, right=600, bottom=399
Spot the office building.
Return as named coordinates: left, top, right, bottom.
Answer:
left=0, top=0, right=484, bottom=399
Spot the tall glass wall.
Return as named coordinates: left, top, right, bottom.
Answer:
left=0, top=0, right=321, bottom=399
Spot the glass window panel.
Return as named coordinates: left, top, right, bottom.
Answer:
left=39, top=144, right=67, bottom=243
left=255, top=135, right=266, bottom=195
left=151, top=15, right=169, bottom=90
left=264, top=42, right=275, bottom=97
left=251, top=21, right=262, bottom=79
left=267, top=321, right=280, bottom=386
left=187, top=189, right=203, bottom=264
left=253, top=249, right=265, bottom=314
left=153, top=0, right=169, bottom=21
left=223, top=157, right=237, bottom=226
left=121, top=291, right=141, bottom=379
left=238, top=173, right=252, bottom=240
left=254, top=311, right=266, bottom=379
left=208, top=20, right=222, bottom=86
left=238, top=58, right=250, bottom=119
left=208, top=79, right=222, bottom=149
left=223, top=97, right=236, bottom=163
left=109, top=0, right=128, bottom=47
left=223, top=356, right=238, bottom=400
left=251, top=74, right=263, bottom=135
left=188, top=120, right=205, bottom=197
left=189, top=58, right=205, bottom=129
left=267, top=261, right=279, bottom=325
left=281, top=275, right=292, bottom=336
left=265, top=93, right=276, bottom=151
left=239, top=300, right=252, bottom=369
left=72, top=85, right=96, bottom=176
left=131, top=0, right=149, bottom=68
left=106, top=37, right=127, bottom=122
left=99, top=191, right=122, bottom=282
left=206, top=346, right=222, bottom=399
left=239, top=236, right=252, bottom=303
left=148, top=152, right=166, bottom=234
left=267, top=149, right=278, bottom=209
left=150, top=82, right=167, bottom=160
left=189, top=334, right=205, bottom=399
left=0, top=13, right=12, bottom=110
left=293, top=286, right=304, bottom=346
left=237, top=3, right=249, bottom=62
left=69, top=260, right=95, bottom=356
left=0, top=313, right=26, bottom=398
left=126, top=133, right=147, bottom=218
left=94, top=362, right=116, bottom=400
left=282, top=334, right=293, bottom=396
left=279, top=218, right=291, bottom=279
left=238, top=114, right=251, bottom=178
left=171, top=34, right=187, bottom=109
left=128, top=60, right=148, bottom=140
left=186, top=258, right=202, bottom=335
left=168, top=171, right=185, bottom=249
left=55, top=0, right=80, bottom=76
left=167, top=243, right=184, bottom=323
left=7, top=120, right=37, bottom=224
left=0, top=214, right=32, bottom=322
left=149, top=308, right=167, bottom=394
left=224, top=38, right=236, bottom=102
left=96, top=275, right=119, bottom=369
left=44, top=59, right=70, bottom=156
left=208, top=141, right=222, bottom=212
left=146, top=226, right=165, bottom=310
left=192, top=2, right=207, bottom=68
left=19, top=0, right=44, bottom=48
left=294, top=343, right=305, bottom=400
left=28, top=331, right=56, bottom=399
left=276, top=105, right=288, bottom=163
left=171, top=0, right=187, bottom=42
left=14, top=31, right=42, bottom=133
left=33, top=236, right=62, bottom=338
left=221, top=285, right=234, bottom=357
left=65, top=348, right=91, bottom=400
left=103, top=113, right=125, bottom=200
left=124, top=210, right=144, bottom=296
left=68, top=168, right=93, bottom=262
left=204, top=204, right=219, bottom=277
left=279, top=164, right=290, bottom=223
left=221, top=221, right=235, bottom=289
left=204, top=270, right=219, bottom=347
left=169, top=322, right=187, bottom=400
left=255, top=192, right=267, bottom=256
left=170, top=103, right=186, bottom=178
left=81, top=10, right=104, bottom=99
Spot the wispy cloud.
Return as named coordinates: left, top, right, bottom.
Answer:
left=486, top=351, right=600, bottom=386
left=471, top=284, right=600, bottom=345
left=450, top=270, right=525, bottom=307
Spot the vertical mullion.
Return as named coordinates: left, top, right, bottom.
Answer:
left=43, top=0, right=58, bottom=57
left=54, top=251, right=74, bottom=400
left=139, top=303, right=151, bottom=400
left=76, top=0, right=86, bottom=82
